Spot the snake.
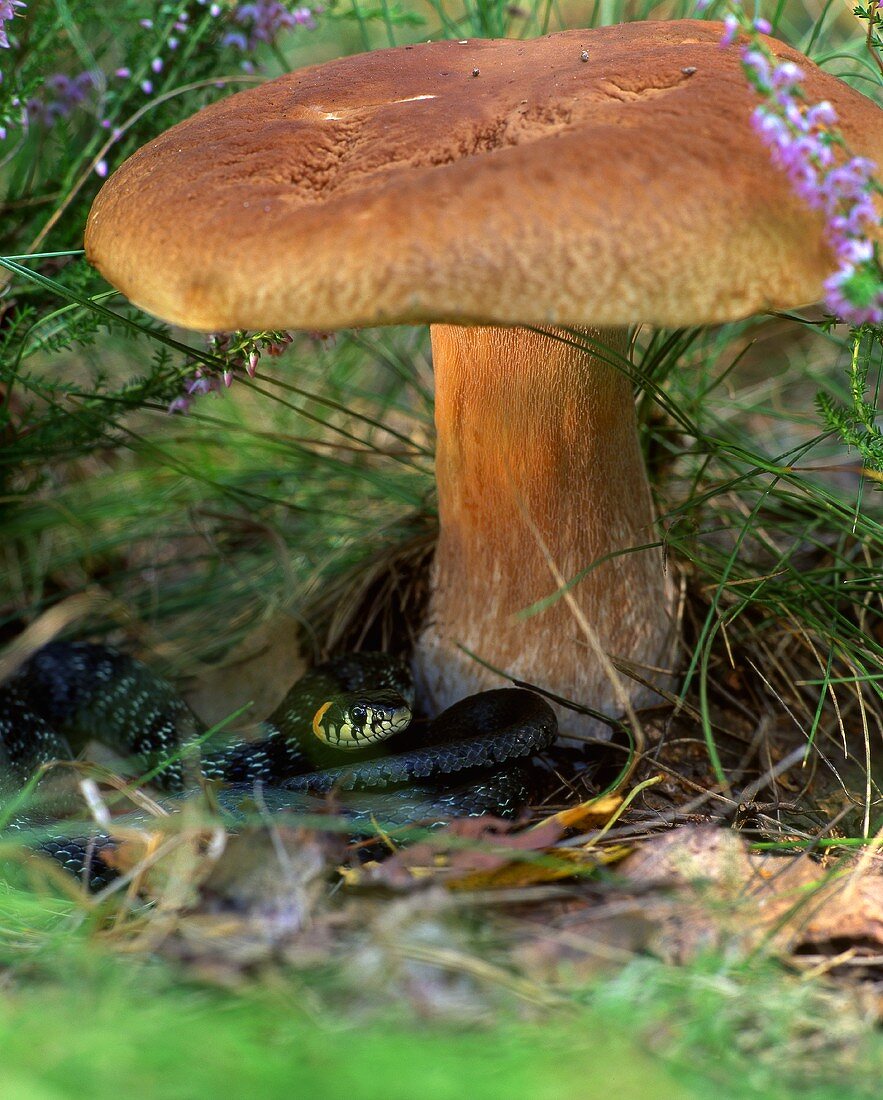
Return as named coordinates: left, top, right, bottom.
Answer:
left=0, top=641, right=557, bottom=890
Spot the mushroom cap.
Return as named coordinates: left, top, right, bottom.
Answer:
left=85, top=20, right=883, bottom=332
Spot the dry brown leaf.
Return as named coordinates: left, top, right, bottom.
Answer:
left=510, top=901, right=659, bottom=984
left=610, top=827, right=793, bottom=963
left=615, top=825, right=883, bottom=970
left=198, top=825, right=340, bottom=918
left=802, top=875, right=883, bottom=945
left=448, top=843, right=632, bottom=892
left=754, top=865, right=883, bottom=965
left=154, top=826, right=340, bottom=981
left=102, top=802, right=224, bottom=912
left=358, top=804, right=632, bottom=892
left=0, top=591, right=113, bottom=684
left=619, top=823, right=753, bottom=889
left=183, top=610, right=306, bottom=728
left=361, top=814, right=564, bottom=889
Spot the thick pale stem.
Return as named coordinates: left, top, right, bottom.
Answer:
left=413, top=324, right=676, bottom=740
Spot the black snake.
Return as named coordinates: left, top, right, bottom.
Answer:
left=0, top=642, right=557, bottom=889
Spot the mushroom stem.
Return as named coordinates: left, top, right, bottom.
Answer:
left=413, top=324, right=676, bottom=739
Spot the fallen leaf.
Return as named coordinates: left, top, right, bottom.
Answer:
left=362, top=814, right=563, bottom=889
left=183, top=610, right=306, bottom=728
left=618, top=823, right=752, bottom=889
left=530, top=794, right=624, bottom=834
left=614, top=825, right=883, bottom=975
left=359, top=807, right=631, bottom=893
left=448, top=844, right=631, bottom=892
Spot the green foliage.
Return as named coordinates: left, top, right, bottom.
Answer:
left=816, top=330, right=883, bottom=473
left=0, top=889, right=878, bottom=1100
left=854, top=4, right=883, bottom=57
left=0, top=963, right=688, bottom=1100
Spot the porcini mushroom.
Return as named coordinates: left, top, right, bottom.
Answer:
left=84, top=20, right=883, bottom=739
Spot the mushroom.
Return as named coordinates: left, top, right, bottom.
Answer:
left=84, top=20, right=883, bottom=739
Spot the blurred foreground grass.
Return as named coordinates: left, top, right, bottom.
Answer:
left=0, top=926, right=879, bottom=1100
left=0, top=977, right=677, bottom=1100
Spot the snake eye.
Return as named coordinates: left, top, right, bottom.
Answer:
left=351, top=704, right=367, bottom=722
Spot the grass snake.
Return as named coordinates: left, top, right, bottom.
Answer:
left=0, top=642, right=557, bottom=889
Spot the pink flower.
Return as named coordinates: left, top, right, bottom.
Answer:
left=224, top=1, right=317, bottom=53
left=0, top=0, right=25, bottom=51
left=720, top=14, right=739, bottom=48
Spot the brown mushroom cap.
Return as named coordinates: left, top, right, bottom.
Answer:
left=85, top=20, right=883, bottom=333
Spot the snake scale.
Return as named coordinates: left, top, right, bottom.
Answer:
left=0, top=641, right=557, bottom=889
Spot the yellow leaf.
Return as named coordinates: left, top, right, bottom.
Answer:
left=531, top=794, right=624, bottom=834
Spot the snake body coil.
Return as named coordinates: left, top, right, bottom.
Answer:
left=0, top=642, right=557, bottom=888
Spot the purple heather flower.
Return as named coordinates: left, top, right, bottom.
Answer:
left=825, top=158, right=876, bottom=192
left=0, top=0, right=25, bottom=51
left=174, top=331, right=295, bottom=407
left=780, top=98, right=808, bottom=129
left=752, top=105, right=785, bottom=140
left=753, top=17, right=771, bottom=34
left=226, top=1, right=317, bottom=53
left=825, top=265, right=883, bottom=326
left=738, top=5, right=882, bottom=331
left=151, top=58, right=163, bottom=73
left=741, top=49, right=771, bottom=87
left=720, top=14, right=739, bottom=47
left=836, top=238, right=874, bottom=265
left=115, top=67, right=131, bottom=79
left=185, top=369, right=223, bottom=397
left=95, top=158, right=108, bottom=177
left=222, top=30, right=249, bottom=50
left=27, top=70, right=98, bottom=127
left=770, top=60, right=803, bottom=88
left=830, top=199, right=879, bottom=237
left=49, top=72, right=93, bottom=98
left=141, top=79, right=153, bottom=95
left=805, top=101, right=837, bottom=129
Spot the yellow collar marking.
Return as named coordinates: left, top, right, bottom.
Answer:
left=312, top=700, right=333, bottom=740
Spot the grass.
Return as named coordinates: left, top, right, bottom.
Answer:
left=0, top=977, right=683, bottom=1100
left=2, top=0, right=883, bottom=1096
left=0, top=889, right=879, bottom=1100
left=1, top=855, right=882, bottom=1100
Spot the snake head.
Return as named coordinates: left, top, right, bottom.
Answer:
left=311, top=690, right=412, bottom=751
